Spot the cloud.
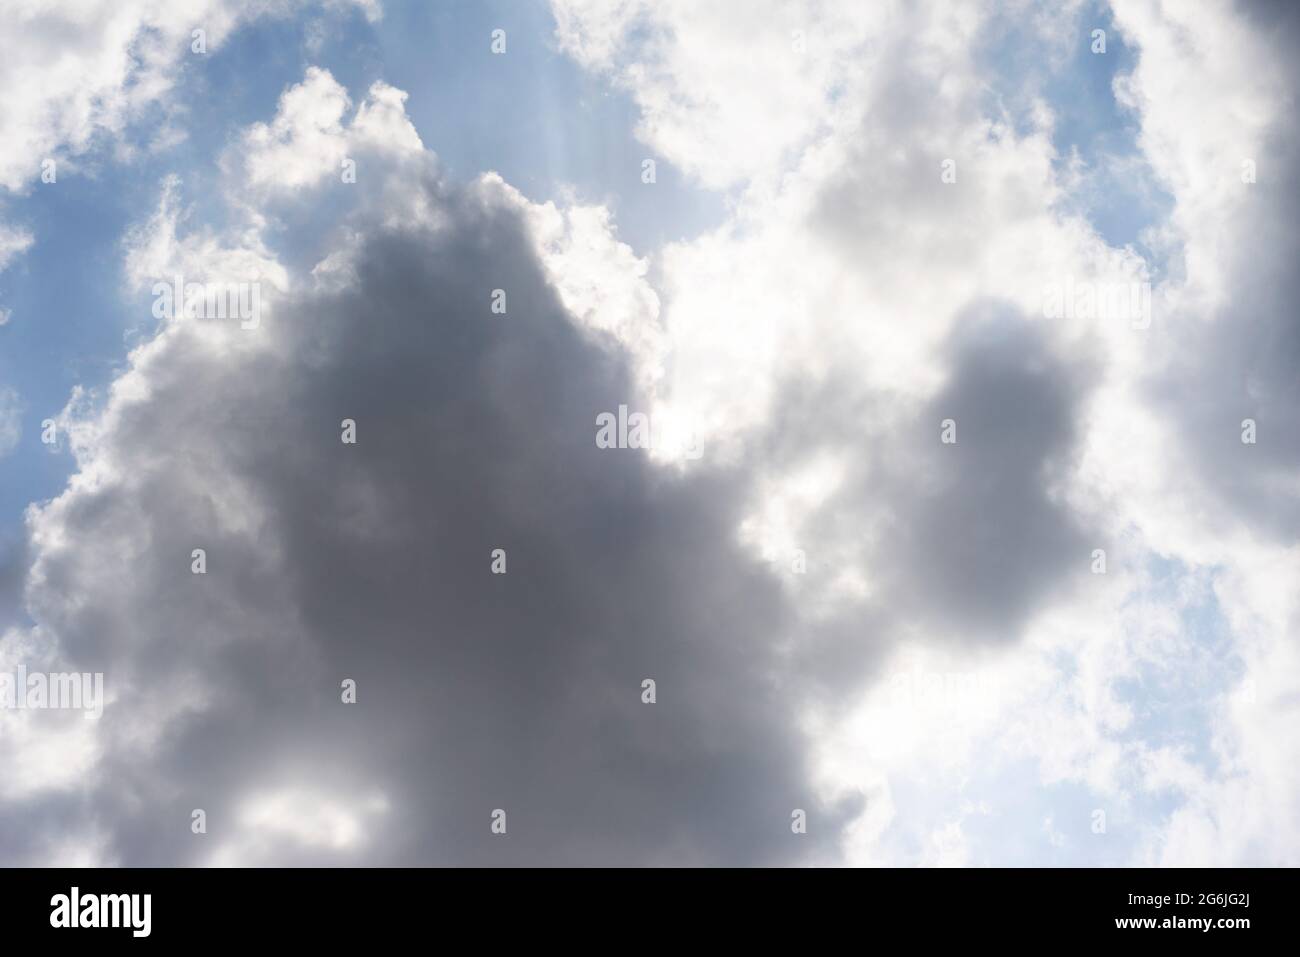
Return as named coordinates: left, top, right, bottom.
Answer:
left=0, top=224, right=31, bottom=272
left=228, top=67, right=423, bottom=198
left=552, top=0, right=885, bottom=191
left=0, top=222, right=34, bottom=323
left=0, top=0, right=383, bottom=193
left=1095, top=0, right=1300, bottom=865
left=1109, top=0, right=1300, bottom=542
left=3, top=67, right=859, bottom=865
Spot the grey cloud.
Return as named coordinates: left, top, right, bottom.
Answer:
left=891, top=305, right=1095, bottom=639
left=13, top=171, right=860, bottom=866
left=736, top=303, right=1099, bottom=708
left=1146, top=5, right=1300, bottom=542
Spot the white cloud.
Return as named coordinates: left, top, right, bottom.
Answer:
left=209, top=786, right=390, bottom=866
left=553, top=0, right=883, bottom=191
left=2, top=1, right=246, bottom=191
left=0, top=223, right=31, bottom=271
left=0, top=222, right=34, bottom=323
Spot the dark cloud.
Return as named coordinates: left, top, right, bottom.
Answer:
left=892, top=304, right=1095, bottom=638
left=15, top=172, right=861, bottom=865
left=735, top=303, right=1098, bottom=709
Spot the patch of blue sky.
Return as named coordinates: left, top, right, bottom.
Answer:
left=954, top=553, right=1245, bottom=865
left=878, top=558, right=1239, bottom=866
left=0, top=171, right=148, bottom=530
left=870, top=760, right=1124, bottom=866
left=957, top=759, right=1185, bottom=866
left=1110, top=554, right=1242, bottom=777
left=974, top=0, right=1174, bottom=272
left=369, top=0, right=726, bottom=252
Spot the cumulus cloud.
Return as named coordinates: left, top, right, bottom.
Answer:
left=3, top=66, right=859, bottom=865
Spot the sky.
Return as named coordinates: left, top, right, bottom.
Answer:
left=0, top=0, right=1296, bottom=866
